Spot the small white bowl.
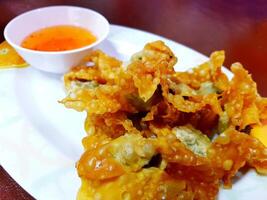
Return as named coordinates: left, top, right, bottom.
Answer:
left=4, top=6, right=109, bottom=73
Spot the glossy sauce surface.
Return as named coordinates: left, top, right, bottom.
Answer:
left=21, top=25, right=97, bottom=51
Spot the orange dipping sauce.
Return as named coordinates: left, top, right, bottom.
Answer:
left=21, top=25, right=97, bottom=51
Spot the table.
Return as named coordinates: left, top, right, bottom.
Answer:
left=1, top=0, right=267, bottom=199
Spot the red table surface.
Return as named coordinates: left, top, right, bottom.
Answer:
left=1, top=0, right=267, bottom=199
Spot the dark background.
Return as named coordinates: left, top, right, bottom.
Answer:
left=1, top=0, right=267, bottom=199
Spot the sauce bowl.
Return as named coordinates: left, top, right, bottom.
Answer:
left=4, top=6, right=109, bottom=73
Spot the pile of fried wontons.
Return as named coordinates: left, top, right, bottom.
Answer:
left=61, top=41, right=267, bottom=200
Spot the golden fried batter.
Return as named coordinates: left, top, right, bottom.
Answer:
left=61, top=41, right=267, bottom=200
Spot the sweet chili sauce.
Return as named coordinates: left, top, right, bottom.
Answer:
left=21, top=25, right=97, bottom=51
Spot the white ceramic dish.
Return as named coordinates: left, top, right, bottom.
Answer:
left=0, top=25, right=266, bottom=200
left=4, top=6, right=109, bottom=73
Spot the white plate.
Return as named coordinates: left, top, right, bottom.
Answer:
left=0, top=25, right=266, bottom=200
